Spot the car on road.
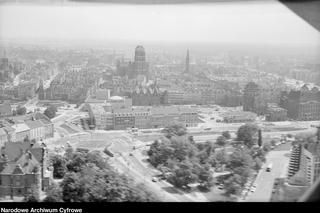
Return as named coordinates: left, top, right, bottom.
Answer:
left=204, top=127, right=212, bottom=131
left=129, top=153, right=133, bottom=156
left=218, top=184, right=224, bottom=190
left=250, top=186, right=256, bottom=193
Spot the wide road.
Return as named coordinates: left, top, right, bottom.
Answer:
left=245, top=144, right=291, bottom=202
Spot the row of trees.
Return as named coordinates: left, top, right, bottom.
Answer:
left=222, top=124, right=268, bottom=196
left=44, top=148, right=158, bottom=202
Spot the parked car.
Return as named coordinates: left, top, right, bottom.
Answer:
left=250, top=187, right=256, bottom=193
left=152, top=177, right=158, bottom=182
left=218, top=184, right=224, bottom=190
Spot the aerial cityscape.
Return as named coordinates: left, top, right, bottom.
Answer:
left=0, top=0, right=320, bottom=203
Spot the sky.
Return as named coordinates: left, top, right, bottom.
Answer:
left=0, top=1, right=319, bottom=46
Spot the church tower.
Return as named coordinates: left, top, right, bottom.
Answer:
left=38, top=78, right=45, bottom=100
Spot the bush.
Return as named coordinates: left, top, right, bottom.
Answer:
left=222, top=131, right=231, bottom=140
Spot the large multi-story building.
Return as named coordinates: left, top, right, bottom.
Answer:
left=288, top=127, right=320, bottom=186
left=222, top=111, right=257, bottom=123
left=266, top=103, right=288, bottom=122
left=0, top=112, right=54, bottom=143
left=243, top=82, right=267, bottom=115
left=280, top=85, right=320, bottom=121
left=88, top=101, right=199, bottom=130
left=117, top=46, right=149, bottom=80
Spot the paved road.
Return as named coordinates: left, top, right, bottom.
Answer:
left=245, top=145, right=291, bottom=202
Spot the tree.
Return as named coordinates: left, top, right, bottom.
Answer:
left=258, top=129, right=262, bottom=147
left=216, top=136, right=227, bottom=147
left=236, top=124, right=259, bottom=148
left=222, top=131, right=231, bottom=140
left=253, top=157, right=263, bottom=171
left=24, top=184, right=40, bottom=202
left=16, top=105, right=27, bottom=115
left=167, top=161, right=198, bottom=189
left=228, top=148, right=253, bottom=181
left=43, top=182, right=63, bottom=202
left=44, top=105, right=57, bottom=119
left=197, top=164, right=214, bottom=191
left=224, top=174, right=243, bottom=196
left=51, top=154, right=67, bottom=179
left=262, top=143, right=271, bottom=152
left=213, top=150, right=228, bottom=168
left=161, top=124, right=187, bottom=138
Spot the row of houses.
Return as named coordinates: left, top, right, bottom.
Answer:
left=0, top=113, right=54, bottom=148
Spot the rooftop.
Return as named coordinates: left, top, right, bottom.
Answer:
left=25, top=120, right=44, bottom=129
left=12, top=123, right=30, bottom=133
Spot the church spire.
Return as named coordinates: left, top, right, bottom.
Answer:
left=185, top=49, right=189, bottom=73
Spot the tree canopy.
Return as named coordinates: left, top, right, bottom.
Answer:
left=236, top=123, right=259, bottom=148
left=44, top=105, right=57, bottom=119
left=148, top=124, right=214, bottom=190
left=161, top=123, right=187, bottom=138
left=222, top=131, right=231, bottom=140
left=216, top=136, right=227, bottom=147
left=16, top=105, right=27, bottom=115
left=45, top=149, right=158, bottom=202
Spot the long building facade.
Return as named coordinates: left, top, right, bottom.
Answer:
left=88, top=102, right=200, bottom=130
left=280, top=85, right=320, bottom=121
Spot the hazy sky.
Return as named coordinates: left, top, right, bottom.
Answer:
left=0, top=1, right=319, bottom=45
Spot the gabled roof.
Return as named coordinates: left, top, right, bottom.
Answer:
left=1, top=163, right=21, bottom=174
left=0, top=152, right=40, bottom=175
left=3, top=125, right=15, bottom=133
left=25, top=120, right=44, bottom=129
left=15, top=151, right=40, bottom=174
left=11, top=123, right=30, bottom=133
left=3, top=141, right=44, bottom=163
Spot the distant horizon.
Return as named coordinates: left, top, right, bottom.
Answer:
left=0, top=1, right=319, bottom=47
